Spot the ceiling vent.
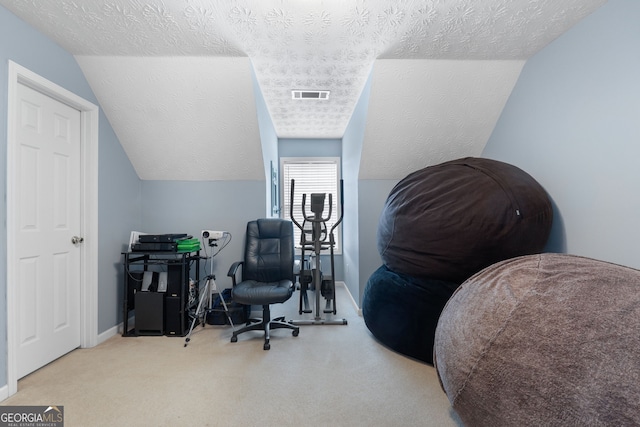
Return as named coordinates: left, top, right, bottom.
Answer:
left=292, top=90, right=330, bottom=100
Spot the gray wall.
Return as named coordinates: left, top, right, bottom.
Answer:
left=342, top=72, right=381, bottom=305
left=0, top=5, right=140, bottom=388
left=98, top=120, right=142, bottom=331
left=356, top=179, right=398, bottom=304
left=253, top=66, right=278, bottom=217
left=138, top=180, right=265, bottom=290
left=483, top=0, right=640, bottom=270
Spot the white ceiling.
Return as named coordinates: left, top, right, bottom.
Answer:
left=1, top=0, right=607, bottom=180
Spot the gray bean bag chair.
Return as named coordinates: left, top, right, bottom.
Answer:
left=434, top=253, right=640, bottom=426
left=378, top=157, right=553, bottom=283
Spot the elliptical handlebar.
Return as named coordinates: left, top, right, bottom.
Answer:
left=324, top=194, right=333, bottom=223
left=289, top=179, right=303, bottom=231
left=330, top=179, right=344, bottom=236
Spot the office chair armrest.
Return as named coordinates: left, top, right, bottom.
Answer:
left=227, top=261, right=244, bottom=286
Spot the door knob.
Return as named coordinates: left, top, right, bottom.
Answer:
left=71, top=236, right=84, bottom=244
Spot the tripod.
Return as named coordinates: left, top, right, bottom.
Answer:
left=183, top=274, right=234, bottom=347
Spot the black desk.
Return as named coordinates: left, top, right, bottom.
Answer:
left=122, top=250, right=200, bottom=337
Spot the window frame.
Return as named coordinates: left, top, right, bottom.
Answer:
left=280, top=157, right=342, bottom=255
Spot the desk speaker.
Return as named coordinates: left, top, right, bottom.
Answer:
left=135, top=292, right=164, bottom=336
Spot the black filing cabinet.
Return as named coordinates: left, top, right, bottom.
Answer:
left=122, top=251, right=200, bottom=337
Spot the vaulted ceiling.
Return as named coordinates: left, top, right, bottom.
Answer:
left=0, top=0, right=607, bottom=180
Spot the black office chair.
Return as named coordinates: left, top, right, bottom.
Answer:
left=227, top=218, right=300, bottom=350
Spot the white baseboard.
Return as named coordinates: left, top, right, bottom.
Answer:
left=97, top=325, right=120, bottom=345
left=0, top=384, right=8, bottom=402
left=96, top=315, right=134, bottom=345
left=337, top=281, right=362, bottom=316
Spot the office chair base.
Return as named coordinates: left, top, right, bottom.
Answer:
left=230, top=307, right=299, bottom=350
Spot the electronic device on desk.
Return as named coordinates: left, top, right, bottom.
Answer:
left=139, top=233, right=188, bottom=243
left=131, top=233, right=200, bottom=252
left=132, top=242, right=178, bottom=252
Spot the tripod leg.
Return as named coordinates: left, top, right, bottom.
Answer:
left=184, top=280, right=210, bottom=347
left=217, top=286, right=235, bottom=329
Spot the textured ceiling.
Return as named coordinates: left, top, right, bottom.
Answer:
left=1, top=0, right=607, bottom=180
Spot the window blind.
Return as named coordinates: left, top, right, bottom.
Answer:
left=281, top=158, right=340, bottom=251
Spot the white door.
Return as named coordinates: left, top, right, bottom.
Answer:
left=14, top=82, right=82, bottom=378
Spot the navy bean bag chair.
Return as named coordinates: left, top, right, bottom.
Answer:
left=363, top=265, right=458, bottom=363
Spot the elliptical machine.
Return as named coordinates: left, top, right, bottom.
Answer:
left=289, top=179, right=347, bottom=326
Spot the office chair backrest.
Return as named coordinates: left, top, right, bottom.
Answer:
left=244, top=218, right=294, bottom=283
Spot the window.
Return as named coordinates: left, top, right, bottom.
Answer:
left=280, top=157, right=341, bottom=253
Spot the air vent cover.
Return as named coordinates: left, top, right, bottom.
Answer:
left=292, top=90, right=330, bottom=100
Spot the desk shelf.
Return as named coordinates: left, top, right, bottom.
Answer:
left=122, top=251, right=200, bottom=337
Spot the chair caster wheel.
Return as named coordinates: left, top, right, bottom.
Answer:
left=293, top=329, right=299, bottom=337
left=231, top=336, right=238, bottom=343
left=264, top=342, right=270, bottom=350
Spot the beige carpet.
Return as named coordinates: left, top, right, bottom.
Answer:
left=2, top=285, right=462, bottom=427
